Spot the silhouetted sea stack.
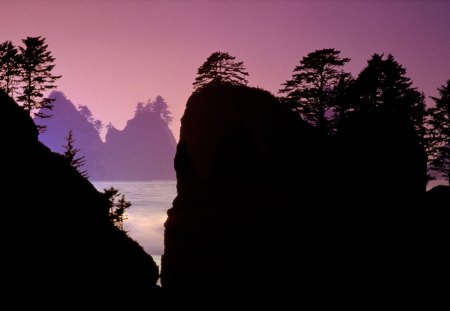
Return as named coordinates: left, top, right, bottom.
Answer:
left=0, top=90, right=160, bottom=305
left=162, top=83, right=442, bottom=305
left=38, top=91, right=176, bottom=181
left=161, top=83, right=327, bottom=300
left=37, top=91, right=105, bottom=179
left=103, top=109, right=176, bottom=180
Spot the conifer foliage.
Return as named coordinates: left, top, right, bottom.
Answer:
left=63, top=130, right=88, bottom=178
left=428, top=80, right=450, bottom=184
left=279, top=48, right=351, bottom=135
left=0, top=36, right=61, bottom=132
left=103, top=187, right=131, bottom=232
left=193, top=52, right=249, bottom=90
left=0, top=41, right=19, bottom=98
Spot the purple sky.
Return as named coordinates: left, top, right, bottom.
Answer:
left=1, top=0, right=449, bottom=140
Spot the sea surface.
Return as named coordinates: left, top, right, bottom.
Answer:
left=92, top=180, right=177, bottom=271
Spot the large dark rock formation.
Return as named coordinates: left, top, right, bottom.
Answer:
left=103, top=110, right=176, bottom=180
left=327, top=108, right=433, bottom=303
left=1, top=90, right=160, bottom=305
left=334, top=108, right=428, bottom=205
left=426, top=184, right=450, bottom=205
left=162, top=84, right=326, bottom=300
left=162, top=83, right=439, bottom=304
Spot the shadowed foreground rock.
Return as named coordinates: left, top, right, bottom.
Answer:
left=1, top=90, right=160, bottom=306
left=162, top=83, right=444, bottom=306
left=162, top=84, right=327, bottom=301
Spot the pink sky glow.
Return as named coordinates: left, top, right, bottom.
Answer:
left=1, top=0, right=449, bottom=140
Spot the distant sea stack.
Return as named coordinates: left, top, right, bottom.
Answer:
left=161, top=83, right=327, bottom=299
left=38, top=91, right=176, bottom=181
left=0, top=90, right=160, bottom=304
left=37, top=91, right=105, bottom=179
left=103, top=109, right=176, bottom=180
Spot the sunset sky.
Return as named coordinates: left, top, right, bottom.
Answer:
left=1, top=0, right=449, bottom=140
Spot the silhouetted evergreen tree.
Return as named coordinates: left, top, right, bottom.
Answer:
left=78, top=104, right=103, bottom=134
left=279, top=48, right=352, bottom=135
left=134, top=96, right=173, bottom=124
left=16, top=36, right=61, bottom=132
left=0, top=41, right=19, bottom=98
left=350, top=54, right=426, bottom=142
left=134, top=102, right=147, bottom=117
left=151, top=95, right=172, bottom=124
left=193, top=51, right=248, bottom=90
left=103, top=187, right=131, bottom=231
left=428, top=79, right=450, bottom=184
left=63, top=130, right=88, bottom=178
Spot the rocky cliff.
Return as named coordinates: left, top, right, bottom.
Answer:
left=161, top=83, right=326, bottom=301
left=1, top=90, right=160, bottom=306
left=161, top=83, right=442, bottom=305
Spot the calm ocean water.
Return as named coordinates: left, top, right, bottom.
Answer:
left=92, top=180, right=177, bottom=271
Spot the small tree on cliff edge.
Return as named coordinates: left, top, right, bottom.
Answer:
left=193, top=51, right=249, bottom=91
left=63, top=130, right=88, bottom=178
left=103, top=187, right=131, bottom=232
left=151, top=95, right=173, bottom=124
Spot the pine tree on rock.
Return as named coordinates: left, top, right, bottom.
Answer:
left=151, top=95, right=173, bottom=124
left=193, top=52, right=249, bottom=91
left=350, top=54, right=426, bottom=142
left=279, top=48, right=352, bottom=135
left=134, top=102, right=147, bottom=117
left=78, top=104, right=103, bottom=134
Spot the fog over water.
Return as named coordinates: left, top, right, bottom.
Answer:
left=92, top=180, right=176, bottom=257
